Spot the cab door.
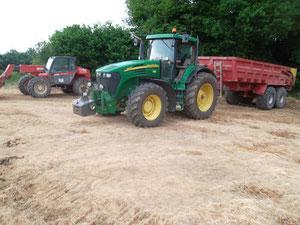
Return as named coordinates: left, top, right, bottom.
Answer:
left=49, top=57, right=76, bottom=84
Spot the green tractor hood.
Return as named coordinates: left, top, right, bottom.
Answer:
left=96, top=60, right=160, bottom=74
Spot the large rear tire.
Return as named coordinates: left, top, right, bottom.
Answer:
left=126, top=83, right=167, bottom=127
left=225, top=90, right=241, bottom=105
left=28, top=77, right=51, bottom=98
left=256, top=86, right=276, bottom=110
left=18, top=75, right=34, bottom=95
left=73, top=78, right=89, bottom=96
left=184, top=72, right=218, bottom=119
left=274, top=87, right=287, bottom=109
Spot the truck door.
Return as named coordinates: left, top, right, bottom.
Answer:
left=49, top=57, right=76, bottom=84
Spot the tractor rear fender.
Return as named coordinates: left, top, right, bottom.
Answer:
left=140, top=78, right=176, bottom=112
left=185, top=66, right=216, bottom=84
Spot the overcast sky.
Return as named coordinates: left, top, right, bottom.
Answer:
left=0, top=0, right=127, bottom=54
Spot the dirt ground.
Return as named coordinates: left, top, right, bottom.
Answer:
left=0, top=87, right=300, bottom=225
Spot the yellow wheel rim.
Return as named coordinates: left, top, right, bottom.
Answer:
left=197, top=83, right=214, bottom=112
left=142, top=94, right=162, bottom=120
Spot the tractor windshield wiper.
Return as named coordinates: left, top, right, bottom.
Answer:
left=161, top=39, right=173, bottom=50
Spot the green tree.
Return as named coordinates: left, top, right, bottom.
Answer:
left=33, top=41, right=53, bottom=65
left=0, top=49, right=36, bottom=70
left=126, top=0, right=296, bottom=62
left=47, top=23, right=137, bottom=73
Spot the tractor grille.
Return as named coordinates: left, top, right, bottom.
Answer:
left=96, top=72, right=121, bottom=96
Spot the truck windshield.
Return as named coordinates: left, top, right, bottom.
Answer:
left=147, top=39, right=175, bottom=61
left=45, top=57, right=54, bottom=71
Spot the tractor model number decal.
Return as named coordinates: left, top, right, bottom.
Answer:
left=37, top=67, right=44, bottom=70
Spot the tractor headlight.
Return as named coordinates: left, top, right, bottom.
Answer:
left=103, top=73, right=106, bottom=78
left=96, top=72, right=101, bottom=77
left=88, top=82, right=92, bottom=87
left=106, top=73, right=111, bottom=78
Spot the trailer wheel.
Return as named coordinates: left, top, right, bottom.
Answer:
left=62, top=85, right=74, bottom=94
left=18, top=75, right=34, bottom=95
left=274, top=87, right=287, bottom=109
left=126, top=83, right=167, bottom=127
left=73, top=78, right=89, bottom=96
left=225, top=90, right=241, bottom=105
left=28, top=77, right=51, bottom=98
left=256, top=86, right=276, bottom=110
left=184, top=72, right=218, bottom=119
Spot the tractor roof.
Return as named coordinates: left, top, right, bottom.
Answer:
left=146, top=34, right=197, bottom=42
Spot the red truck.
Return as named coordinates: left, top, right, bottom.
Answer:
left=198, top=57, right=297, bottom=110
left=0, top=56, right=90, bottom=98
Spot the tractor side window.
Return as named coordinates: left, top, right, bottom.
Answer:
left=69, top=59, right=76, bottom=71
left=177, top=44, right=193, bottom=64
left=51, top=58, right=69, bottom=72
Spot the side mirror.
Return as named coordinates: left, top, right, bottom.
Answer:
left=134, top=38, right=138, bottom=46
left=182, top=34, right=189, bottom=43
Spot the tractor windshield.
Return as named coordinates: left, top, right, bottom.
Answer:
left=147, top=39, right=175, bottom=61
left=45, top=57, right=54, bottom=71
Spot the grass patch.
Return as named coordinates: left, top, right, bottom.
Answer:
left=288, top=91, right=300, bottom=100
left=3, top=72, right=24, bottom=87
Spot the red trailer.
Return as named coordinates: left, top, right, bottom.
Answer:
left=198, top=57, right=297, bottom=110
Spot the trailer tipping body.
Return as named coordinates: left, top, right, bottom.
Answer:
left=198, top=57, right=297, bottom=109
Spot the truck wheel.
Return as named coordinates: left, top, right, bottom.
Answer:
left=184, top=72, right=218, bottom=119
left=73, top=78, right=89, bottom=96
left=275, top=87, right=287, bottom=109
left=18, top=75, right=34, bottom=95
left=62, top=85, right=74, bottom=94
left=28, top=77, right=51, bottom=98
left=225, top=90, right=241, bottom=105
left=126, top=83, right=167, bottom=127
left=256, top=86, right=276, bottom=110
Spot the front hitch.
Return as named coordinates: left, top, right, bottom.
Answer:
left=72, top=86, right=96, bottom=117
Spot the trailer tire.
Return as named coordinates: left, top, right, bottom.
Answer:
left=126, top=83, right=167, bottom=127
left=73, top=78, right=89, bottom=96
left=225, top=90, right=241, bottom=105
left=274, top=87, right=287, bottom=109
left=28, top=77, right=51, bottom=98
left=184, top=72, right=218, bottom=119
left=18, top=75, right=34, bottom=95
left=256, top=86, right=276, bottom=110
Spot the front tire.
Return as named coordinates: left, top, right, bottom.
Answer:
left=73, top=78, right=89, bottom=95
left=28, top=77, right=51, bottom=98
left=274, top=87, right=287, bottom=109
left=256, top=86, right=276, bottom=110
left=184, top=72, right=218, bottom=119
left=126, top=83, right=167, bottom=127
left=18, top=75, right=34, bottom=95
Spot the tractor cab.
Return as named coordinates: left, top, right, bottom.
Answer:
left=146, top=32, right=198, bottom=82
left=44, top=56, right=76, bottom=74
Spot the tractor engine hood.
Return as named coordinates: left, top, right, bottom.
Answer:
left=96, top=60, right=160, bottom=73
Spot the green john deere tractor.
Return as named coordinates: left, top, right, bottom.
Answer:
left=73, top=30, right=218, bottom=127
